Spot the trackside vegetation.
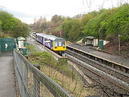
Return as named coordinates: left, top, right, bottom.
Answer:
left=0, top=10, right=30, bottom=38
left=27, top=45, right=74, bottom=77
left=27, top=45, right=98, bottom=97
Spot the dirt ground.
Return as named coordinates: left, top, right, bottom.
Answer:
left=104, top=42, right=129, bottom=58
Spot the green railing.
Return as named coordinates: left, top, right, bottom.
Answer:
left=13, top=50, right=72, bottom=97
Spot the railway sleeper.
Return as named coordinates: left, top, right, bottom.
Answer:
left=67, top=50, right=129, bottom=83
left=67, top=47, right=129, bottom=74
left=66, top=54, right=129, bottom=94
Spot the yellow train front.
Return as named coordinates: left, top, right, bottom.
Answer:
left=52, top=38, right=66, bottom=52
left=35, top=33, right=66, bottom=53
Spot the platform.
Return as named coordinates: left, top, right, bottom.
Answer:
left=68, top=44, right=129, bottom=68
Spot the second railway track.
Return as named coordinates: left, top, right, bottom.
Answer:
left=30, top=36, right=129, bottom=96
left=65, top=46, right=129, bottom=96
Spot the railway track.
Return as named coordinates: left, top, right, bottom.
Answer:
left=29, top=36, right=129, bottom=96
left=65, top=46, right=129, bottom=96
left=67, top=45, right=129, bottom=74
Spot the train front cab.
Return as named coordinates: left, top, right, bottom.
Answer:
left=53, top=46, right=66, bottom=51
left=52, top=40, right=66, bottom=51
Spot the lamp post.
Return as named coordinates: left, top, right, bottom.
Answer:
left=118, top=34, right=121, bottom=55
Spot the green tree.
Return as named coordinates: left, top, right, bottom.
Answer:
left=106, top=4, right=129, bottom=42
left=81, top=11, right=99, bottom=26
left=62, top=19, right=82, bottom=41
left=0, top=10, right=30, bottom=37
left=83, top=8, right=117, bottom=39
left=0, top=20, right=2, bottom=32
left=12, top=22, right=30, bottom=37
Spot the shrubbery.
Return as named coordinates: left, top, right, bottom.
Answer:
left=27, top=45, right=74, bottom=78
left=0, top=11, right=30, bottom=38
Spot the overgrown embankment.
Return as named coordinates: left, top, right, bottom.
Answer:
left=27, top=45, right=98, bottom=97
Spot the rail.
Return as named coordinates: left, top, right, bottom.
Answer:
left=66, top=49, right=129, bottom=96
left=13, top=50, right=72, bottom=97
left=67, top=45, right=129, bottom=73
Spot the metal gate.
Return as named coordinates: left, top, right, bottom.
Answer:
left=0, top=38, right=16, bottom=52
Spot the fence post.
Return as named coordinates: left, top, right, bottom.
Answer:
left=33, top=64, right=40, bottom=97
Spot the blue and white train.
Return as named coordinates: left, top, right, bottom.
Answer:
left=35, top=33, right=66, bottom=52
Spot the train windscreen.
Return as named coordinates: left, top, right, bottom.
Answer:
left=55, top=40, right=65, bottom=47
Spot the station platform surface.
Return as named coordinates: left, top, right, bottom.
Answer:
left=68, top=44, right=129, bottom=68
left=0, top=53, right=16, bottom=97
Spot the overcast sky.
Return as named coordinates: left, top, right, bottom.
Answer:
left=0, top=0, right=128, bottom=24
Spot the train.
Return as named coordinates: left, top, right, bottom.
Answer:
left=35, top=33, right=66, bottom=52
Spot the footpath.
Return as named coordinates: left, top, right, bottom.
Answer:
left=0, top=53, right=16, bottom=97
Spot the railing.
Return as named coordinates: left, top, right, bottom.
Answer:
left=13, top=50, right=72, bottom=97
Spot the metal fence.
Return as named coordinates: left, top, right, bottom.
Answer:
left=0, top=38, right=16, bottom=52
left=13, top=50, right=72, bottom=97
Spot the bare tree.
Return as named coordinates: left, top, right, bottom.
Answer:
left=82, top=0, right=92, bottom=12
left=85, top=0, right=92, bottom=12
left=98, top=0, right=106, bottom=10
left=111, top=0, right=113, bottom=8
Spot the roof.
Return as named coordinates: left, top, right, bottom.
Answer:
left=17, top=37, right=25, bottom=40
left=85, top=36, right=94, bottom=39
left=86, top=96, right=100, bottom=97
left=36, top=33, right=64, bottom=41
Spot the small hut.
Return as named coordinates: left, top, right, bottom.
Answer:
left=83, top=36, right=95, bottom=46
left=17, top=37, right=26, bottom=49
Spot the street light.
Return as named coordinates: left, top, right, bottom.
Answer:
left=118, top=34, right=121, bottom=55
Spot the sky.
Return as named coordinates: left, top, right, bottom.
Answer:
left=0, top=0, right=128, bottom=24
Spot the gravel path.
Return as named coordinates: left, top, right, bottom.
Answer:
left=69, top=44, right=129, bottom=68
